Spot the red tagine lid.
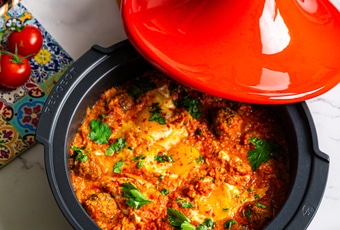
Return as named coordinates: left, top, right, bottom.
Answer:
left=121, top=0, right=340, bottom=104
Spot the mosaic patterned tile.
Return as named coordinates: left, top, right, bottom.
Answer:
left=0, top=3, right=73, bottom=168
left=0, top=115, right=28, bottom=163
left=0, top=0, right=19, bottom=17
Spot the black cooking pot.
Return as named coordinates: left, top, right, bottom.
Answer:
left=35, top=40, right=329, bottom=230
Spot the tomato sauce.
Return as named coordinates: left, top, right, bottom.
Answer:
left=70, top=70, right=290, bottom=229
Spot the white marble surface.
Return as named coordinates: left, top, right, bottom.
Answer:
left=0, top=0, right=340, bottom=229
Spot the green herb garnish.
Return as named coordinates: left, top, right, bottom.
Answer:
left=176, top=197, right=194, bottom=208
left=101, top=114, right=111, bottom=119
left=131, top=155, right=146, bottom=161
left=88, top=120, right=112, bottom=144
left=175, top=94, right=201, bottom=119
left=71, top=146, right=88, bottom=162
left=224, top=219, right=236, bottom=229
left=195, top=155, right=205, bottom=164
left=247, top=137, right=282, bottom=171
left=158, top=175, right=164, bottom=181
left=175, top=197, right=187, bottom=203
left=154, top=153, right=173, bottom=163
left=128, top=78, right=156, bottom=99
left=149, top=102, right=166, bottom=125
left=195, top=128, right=203, bottom=136
left=122, top=183, right=152, bottom=209
left=167, top=208, right=191, bottom=227
left=181, top=221, right=196, bottom=230
left=255, top=202, right=267, bottom=209
left=137, top=161, right=144, bottom=168
left=131, top=155, right=145, bottom=168
left=180, top=201, right=194, bottom=208
left=113, top=158, right=124, bottom=173
left=160, top=188, right=169, bottom=196
left=106, top=138, right=130, bottom=156
left=197, top=218, right=216, bottom=230
left=245, top=205, right=252, bottom=219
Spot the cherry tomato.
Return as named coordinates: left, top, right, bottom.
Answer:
left=7, top=25, right=43, bottom=57
left=0, top=53, right=32, bottom=88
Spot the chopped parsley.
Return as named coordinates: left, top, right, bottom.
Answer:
left=158, top=175, right=165, bottom=181
left=154, top=153, right=173, bottom=163
left=113, top=158, right=124, bottom=173
left=175, top=197, right=187, bottom=203
left=128, top=77, right=156, bottom=99
left=119, top=100, right=128, bottom=111
left=175, top=94, right=202, bottom=119
left=195, top=128, right=203, bottom=136
left=106, top=138, right=130, bottom=156
left=245, top=205, right=252, bottom=219
left=197, top=218, right=216, bottom=230
left=176, top=197, right=194, bottom=208
left=88, top=120, right=112, bottom=144
left=136, top=161, right=144, bottom=168
left=224, top=219, right=236, bottom=229
left=247, top=188, right=255, bottom=193
left=167, top=208, right=191, bottom=227
left=131, top=155, right=146, bottom=168
left=255, top=202, right=267, bottom=209
left=100, top=114, right=111, bottom=119
left=160, top=188, right=169, bottom=196
left=131, top=155, right=146, bottom=161
left=122, top=183, right=152, bottom=209
left=247, top=137, right=282, bottom=171
left=195, top=155, right=205, bottom=164
left=149, top=103, right=166, bottom=125
left=180, top=201, right=194, bottom=208
left=71, top=146, right=88, bottom=162
left=181, top=221, right=196, bottom=230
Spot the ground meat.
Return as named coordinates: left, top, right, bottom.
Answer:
left=70, top=70, right=290, bottom=230
left=237, top=201, right=273, bottom=230
left=213, top=107, right=243, bottom=141
left=84, top=193, right=123, bottom=229
left=187, top=176, right=215, bottom=198
left=73, top=156, right=105, bottom=180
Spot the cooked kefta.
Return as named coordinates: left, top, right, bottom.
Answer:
left=70, top=70, right=290, bottom=229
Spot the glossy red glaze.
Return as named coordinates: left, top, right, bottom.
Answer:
left=121, top=0, right=340, bottom=104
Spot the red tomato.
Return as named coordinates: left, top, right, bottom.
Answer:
left=0, top=53, right=32, bottom=88
left=7, top=25, right=43, bottom=57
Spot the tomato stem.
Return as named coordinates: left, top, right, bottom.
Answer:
left=8, top=23, right=25, bottom=32
left=0, top=46, right=30, bottom=64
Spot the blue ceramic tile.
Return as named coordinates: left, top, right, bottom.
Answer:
left=0, top=3, right=73, bottom=168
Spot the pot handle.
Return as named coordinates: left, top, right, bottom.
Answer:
left=286, top=152, right=329, bottom=229
left=286, top=103, right=329, bottom=229
left=35, top=40, right=133, bottom=145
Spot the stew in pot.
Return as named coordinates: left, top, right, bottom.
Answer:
left=70, top=70, right=290, bottom=230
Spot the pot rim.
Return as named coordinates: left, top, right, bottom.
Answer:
left=35, top=40, right=329, bottom=230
